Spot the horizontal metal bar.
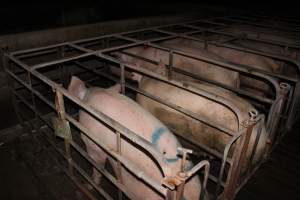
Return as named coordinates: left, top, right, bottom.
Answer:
left=120, top=50, right=273, bottom=104
left=30, top=51, right=95, bottom=70
left=11, top=42, right=69, bottom=56
left=222, top=16, right=300, bottom=33
left=184, top=24, right=300, bottom=49
left=13, top=87, right=139, bottom=200
left=154, top=27, right=300, bottom=81
left=98, top=52, right=244, bottom=125
left=6, top=63, right=171, bottom=197
left=74, top=61, right=235, bottom=136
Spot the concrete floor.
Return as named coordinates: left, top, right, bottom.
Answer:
left=0, top=119, right=300, bottom=200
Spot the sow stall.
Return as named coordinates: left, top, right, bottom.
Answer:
left=2, top=16, right=298, bottom=200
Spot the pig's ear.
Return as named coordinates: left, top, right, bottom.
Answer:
left=108, top=84, right=121, bottom=93
left=111, top=52, right=127, bottom=62
left=111, top=52, right=122, bottom=59
left=68, top=76, right=87, bottom=100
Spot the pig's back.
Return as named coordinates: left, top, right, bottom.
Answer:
left=86, top=88, right=170, bottom=142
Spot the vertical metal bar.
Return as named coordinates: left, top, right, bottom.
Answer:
left=3, top=52, right=25, bottom=127
left=116, top=131, right=123, bottom=200
left=286, top=81, right=300, bottom=131
left=222, top=116, right=257, bottom=200
left=247, top=116, right=264, bottom=173
left=55, top=89, right=74, bottom=177
left=120, top=64, right=125, bottom=94
left=58, top=45, right=68, bottom=88
left=168, top=50, right=173, bottom=80
left=165, top=183, right=185, bottom=200
left=28, top=72, right=36, bottom=112
left=267, top=83, right=290, bottom=147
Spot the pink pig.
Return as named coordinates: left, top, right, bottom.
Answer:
left=67, top=76, right=202, bottom=200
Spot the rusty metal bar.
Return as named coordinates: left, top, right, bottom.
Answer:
left=222, top=115, right=259, bottom=200
left=54, top=89, right=75, bottom=177
left=118, top=50, right=274, bottom=104
left=74, top=61, right=236, bottom=136
left=6, top=63, right=170, bottom=198
left=72, top=61, right=234, bottom=162
left=6, top=15, right=296, bottom=199
left=8, top=66, right=166, bottom=199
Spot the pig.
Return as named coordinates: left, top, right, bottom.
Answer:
left=221, top=24, right=300, bottom=45
left=112, top=37, right=278, bottom=96
left=134, top=75, right=268, bottom=173
left=111, top=42, right=240, bottom=88
left=113, top=39, right=268, bottom=170
left=219, top=24, right=300, bottom=76
left=67, top=76, right=202, bottom=200
left=160, top=38, right=279, bottom=96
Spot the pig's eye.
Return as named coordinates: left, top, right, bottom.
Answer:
left=163, top=150, right=167, bottom=155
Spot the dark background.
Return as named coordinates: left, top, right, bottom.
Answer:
left=1, top=0, right=299, bottom=35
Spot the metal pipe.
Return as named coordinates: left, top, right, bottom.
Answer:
left=119, top=50, right=274, bottom=104
left=75, top=61, right=237, bottom=136
left=6, top=65, right=170, bottom=197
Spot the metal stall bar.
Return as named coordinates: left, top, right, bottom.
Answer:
left=229, top=15, right=300, bottom=31
left=218, top=16, right=300, bottom=33
left=222, top=113, right=261, bottom=200
left=118, top=50, right=272, bottom=104
left=249, top=14, right=300, bottom=25
left=182, top=24, right=300, bottom=50
left=6, top=52, right=212, bottom=199
left=5, top=17, right=284, bottom=198
left=6, top=70, right=115, bottom=200
left=199, top=18, right=300, bottom=49
left=72, top=54, right=258, bottom=200
left=235, top=15, right=300, bottom=30
left=7, top=42, right=246, bottom=198
left=69, top=45, right=268, bottom=199
left=12, top=19, right=288, bottom=128
left=5, top=54, right=171, bottom=198
left=66, top=42, right=245, bottom=125
left=12, top=20, right=278, bottom=172
left=10, top=16, right=230, bottom=57
left=10, top=19, right=289, bottom=139
left=72, top=60, right=233, bottom=165
left=153, top=25, right=300, bottom=76
left=149, top=26, right=296, bottom=131
left=108, top=32, right=283, bottom=136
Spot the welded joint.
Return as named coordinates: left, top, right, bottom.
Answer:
left=279, top=82, right=290, bottom=96
left=240, top=109, right=259, bottom=128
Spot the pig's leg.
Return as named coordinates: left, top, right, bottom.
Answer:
left=82, top=135, right=108, bottom=189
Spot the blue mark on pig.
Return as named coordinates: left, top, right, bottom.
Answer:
left=166, top=157, right=179, bottom=163
left=151, top=127, right=167, bottom=146
left=151, top=127, right=180, bottom=163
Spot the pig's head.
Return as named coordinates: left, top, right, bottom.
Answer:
left=151, top=126, right=202, bottom=200
left=151, top=127, right=182, bottom=173
left=68, top=76, right=88, bottom=100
